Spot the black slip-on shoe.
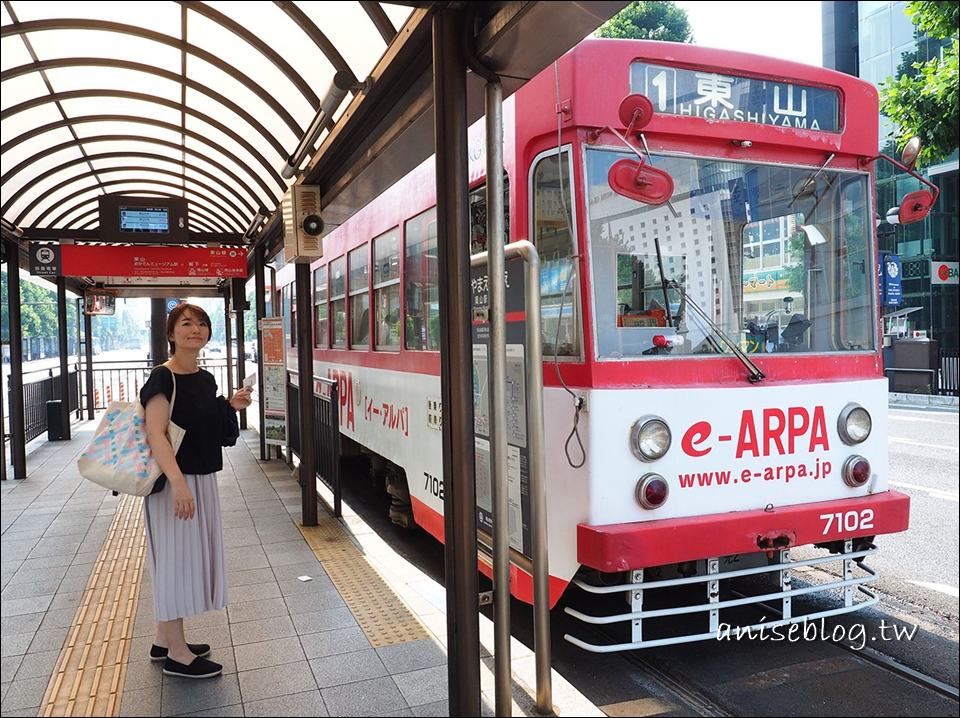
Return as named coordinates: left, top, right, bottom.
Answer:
left=162, top=656, right=223, bottom=679
left=150, top=643, right=211, bottom=661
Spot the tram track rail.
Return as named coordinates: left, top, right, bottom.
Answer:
left=572, top=591, right=959, bottom=718
left=831, top=638, right=960, bottom=702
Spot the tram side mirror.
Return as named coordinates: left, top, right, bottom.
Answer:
left=887, top=189, right=936, bottom=225
left=607, top=93, right=676, bottom=206
left=871, top=136, right=938, bottom=226
left=609, top=159, right=675, bottom=206
left=901, top=136, right=921, bottom=171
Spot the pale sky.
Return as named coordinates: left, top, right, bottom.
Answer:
left=675, top=1, right=823, bottom=67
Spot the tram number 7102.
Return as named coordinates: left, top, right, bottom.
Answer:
left=820, top=509, right=874, bottom=535
left=424, top=472, right=444, bottom=500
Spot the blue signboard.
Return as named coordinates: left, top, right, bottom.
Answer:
left=166, top=298, right=180, bottom=313
left=631, top=62, right=841, bottom=132
left=879, top=253, right=902, bottom=307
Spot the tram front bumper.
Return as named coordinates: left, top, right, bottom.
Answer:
left=577, top=491, right=910, bottom=573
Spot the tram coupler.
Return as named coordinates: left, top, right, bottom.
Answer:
left=757, top=532, right=794, bottom=558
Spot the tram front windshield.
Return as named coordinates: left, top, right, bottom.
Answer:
left=584, top=149, right=876, bottom=359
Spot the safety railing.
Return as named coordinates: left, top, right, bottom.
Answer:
left=7, top=367, right=81, bottom=444
left=286, top=372, right=342, bottom=518
left=939, top=348, right=958, bottom=397
left=3, top=358, right=237, bottom=448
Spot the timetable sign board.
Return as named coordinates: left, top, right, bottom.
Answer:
left=119, top=205, right=169, bottom=234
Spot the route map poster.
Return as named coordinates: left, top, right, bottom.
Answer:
left=258, top=317, right=287, bottom=446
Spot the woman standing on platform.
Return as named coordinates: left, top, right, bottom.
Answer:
left=140, top=303, right=252, bottom=679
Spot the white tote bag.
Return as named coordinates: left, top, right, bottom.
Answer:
left=77, top=374, right=185, bottom=496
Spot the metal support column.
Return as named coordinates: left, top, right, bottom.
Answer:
left=83, top=310, right=94, bottom=419
left=434, top=7, right=481, bottom=716
left=254, top=246, right=268, bottom=460
left=56, top=277, right=71, bottom=440
left=485, top=80, right=512, bottom=717
left=295, top=261, right=318, bottom=527
left=150, top=298, right=168, bottom=367
left=223, top=292, right=235, bottom=399
left=5, top=239, right=26, bottom=479
left=233, top=277, right=248, bottom=429
left=520, top=243, right=552, bottom=716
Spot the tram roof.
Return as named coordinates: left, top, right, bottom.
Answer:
left=1, top=1, right=627, bottom=297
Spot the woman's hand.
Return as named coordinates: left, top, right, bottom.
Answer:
left=229, top=387, right=253, bottom=411
left=170, top=479, right=195, bottom=520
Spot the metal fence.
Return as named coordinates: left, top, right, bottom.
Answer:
left=287, top=374, right=342, bottom=517
left=5, top=358, right=236, bottom=446
left=17, top=368, right=81, bottom=444
left=940, top=348, right=959, bottom=397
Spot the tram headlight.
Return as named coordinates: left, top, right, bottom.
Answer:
left=837, top=403, right=871, bottom=445
left=635, top=473, right=670, bottom=509
left=842, top=455, right=871, bottom=487
left=629, top=415, right=671, bottom=461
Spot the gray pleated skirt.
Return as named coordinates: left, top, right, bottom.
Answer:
left=143, top=473, right=229, bottom=622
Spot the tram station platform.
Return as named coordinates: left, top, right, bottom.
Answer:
left=1, top=421, right=603, bottom=717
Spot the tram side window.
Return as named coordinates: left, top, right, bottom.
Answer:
left=531, top=150, right=580, bottom=357
left=349, top=246, right=370, bottom=349
left=330, top=257, right=346, bottom=348
left=837, top=181, right=872, bottom=350
left=374, top=228, right=401, bottom=350
left=314, top=266, right=328, bottom=348
left=404, top=207, right=440, bottom=351
left=468, top=176, right=510, bottom=256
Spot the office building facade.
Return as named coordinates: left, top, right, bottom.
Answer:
left=823, top=0, right=958, bottom=352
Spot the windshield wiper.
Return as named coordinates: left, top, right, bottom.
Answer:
left=667, top=280, right=766, bottom=383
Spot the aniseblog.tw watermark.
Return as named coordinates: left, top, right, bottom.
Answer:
left=716, top=617, right=918, bottom=651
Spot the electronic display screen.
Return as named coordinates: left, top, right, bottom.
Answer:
left=98, top=195, right=188, bottom=244
left=119, top=205, right=169, bottom=234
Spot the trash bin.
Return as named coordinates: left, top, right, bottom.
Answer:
left=47, top=400, right=64, bottom=441
left=892, top=338, right=939, bottom=394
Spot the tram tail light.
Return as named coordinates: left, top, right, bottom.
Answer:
left=842, top=455, right=871, bottom=487
left=636, top=473, right=670, bottom=509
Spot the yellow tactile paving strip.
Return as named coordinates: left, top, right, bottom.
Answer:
left=296, top=518, right=432, bottom=647
left=36, top=500, right=429, bottom=716
left=39, top=493, right=145, bottom=717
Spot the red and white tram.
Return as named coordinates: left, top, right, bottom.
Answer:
left=275, top=38, right=935, bottom=650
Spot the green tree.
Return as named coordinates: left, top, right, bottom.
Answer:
left=878, top=1, right=959, bottom=164
left=595, top=1, right=693, bottom=43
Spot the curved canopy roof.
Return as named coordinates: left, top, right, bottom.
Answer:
left=2, top=0, right=627, bottom=298
left=1, top=1, right=414, bottom=241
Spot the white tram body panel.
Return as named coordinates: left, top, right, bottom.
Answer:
left=318, top=353, right=896, bottom=597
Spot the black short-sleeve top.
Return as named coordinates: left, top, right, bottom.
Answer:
left=140, top=365, right=225, bottom=474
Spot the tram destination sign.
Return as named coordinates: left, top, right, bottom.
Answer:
left=630, top=62, right=841, bottom=132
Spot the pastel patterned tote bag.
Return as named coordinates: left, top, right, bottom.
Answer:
left=77, top=374, right=185, bottom=496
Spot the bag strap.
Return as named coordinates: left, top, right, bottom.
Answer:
left=169, top=370, right=177, bottom=418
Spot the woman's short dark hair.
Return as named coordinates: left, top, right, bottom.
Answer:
left=166, top=303, right=212, bottom=355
